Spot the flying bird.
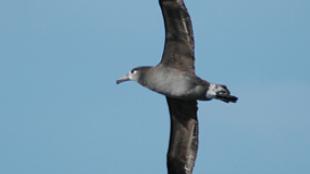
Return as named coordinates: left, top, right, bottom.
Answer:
left=117, top=0, right=238, bottom=173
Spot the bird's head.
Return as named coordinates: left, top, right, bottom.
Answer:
left=116, top=66, right=151, bottom=84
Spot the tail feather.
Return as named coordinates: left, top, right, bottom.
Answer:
left=206, top=83, right=238, bottom=103
left=216, top=94, right=238, bottom=103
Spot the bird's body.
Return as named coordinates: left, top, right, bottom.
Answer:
left=116, top=0, right=238, bottom=173
left=136, top=65, right=208, bottom=100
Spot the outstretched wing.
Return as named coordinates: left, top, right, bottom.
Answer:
left=159, top=0, right=195, bottom=73
left=166, top=97, right=198, bottom=174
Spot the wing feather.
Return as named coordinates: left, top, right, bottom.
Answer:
left=159, top=0, right=195, bottom=72
left=166, top=97, right=198, bottom=174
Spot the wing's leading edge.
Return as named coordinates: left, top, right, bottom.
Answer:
left=159, top=0, right=195, bottom=72
left=166, top=97, right=198, bottom=174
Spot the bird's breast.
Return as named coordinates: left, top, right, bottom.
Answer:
left=140, top=69, right=205, bottom=99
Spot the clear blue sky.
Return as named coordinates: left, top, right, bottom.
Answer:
left=0, top=0, right=309, bottom=174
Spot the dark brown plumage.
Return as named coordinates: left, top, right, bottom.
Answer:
left=160, top=1, right=199, bottom=173
left=117, top=1, right=238, bottom=174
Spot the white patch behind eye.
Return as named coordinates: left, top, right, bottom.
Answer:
left=128, top=70, right=138, bottom=81
left=128, top=71, right=134, bottom=79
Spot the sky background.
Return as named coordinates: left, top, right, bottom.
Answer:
left=0, top=0, right=309, bottom=174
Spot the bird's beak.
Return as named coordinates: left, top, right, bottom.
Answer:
left=116, top=74, right=130, bottom=84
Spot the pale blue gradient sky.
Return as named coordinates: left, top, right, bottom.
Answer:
left=0, top=0, right=309, bottom=174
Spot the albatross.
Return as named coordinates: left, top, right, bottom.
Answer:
left=116, top=0, right=238, bottom=173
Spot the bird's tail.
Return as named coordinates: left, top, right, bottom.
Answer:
left=215, top=93, right=238, bottom=103
left=207, top=83, right=238, bottom=103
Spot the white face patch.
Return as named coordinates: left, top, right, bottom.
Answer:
left=128, top=71, right=134, bottom=80
left=128, top=70, right=139, bottom=81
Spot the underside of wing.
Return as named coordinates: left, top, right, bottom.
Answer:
left=159, top=0, right=195, bottom=73
left=166, top=97, right=198, bottom=174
